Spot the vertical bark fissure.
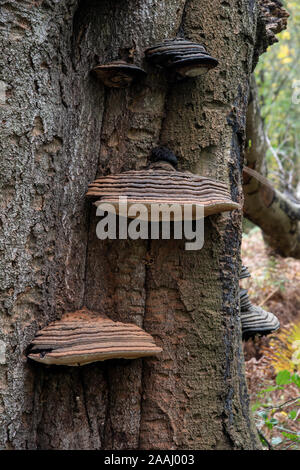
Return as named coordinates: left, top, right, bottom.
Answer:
left=81, top=207, right=92, bottom=308
left=219, top=70, right=260, bottom=447
left=79, top=368, right=93, bottom=436
left=138, top=237, right=152, bottom=448
left=81, top=88, right=108, bottom=307
left=177, top=0, right=190, bottom=38
left=157, top=83, right=173, bottom=146
left=102, top=363, right=111, bottom=450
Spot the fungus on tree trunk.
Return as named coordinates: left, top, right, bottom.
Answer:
left=239, top=265, right=251, bottom=280
left=92, top=61, right=146, bottom=88
left=239, top=267, right=280, bottom=340
left=27, top=308, right=162, bottom=366
left=145, top=39, right=218, bottom=79
left=86, top=148, right=239, bottom=220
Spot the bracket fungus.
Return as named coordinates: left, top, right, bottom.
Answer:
left=145, top=39, right=218, bottom=78
left=92, top=61, right=146, bottom=88
left=239, top=265, right=251, bottom=280
left=86, top=147, right=240, bottom=220
left=239, top=266, right=280, bottom=340
left=27, top=308, right=162, bottom=366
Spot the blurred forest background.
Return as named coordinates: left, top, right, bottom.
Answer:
left=256, top=1, right=300, bottom=193
left=243, top=0, right=300, bottom=450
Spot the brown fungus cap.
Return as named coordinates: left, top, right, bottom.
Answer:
left=92, top=61, right=146, bottom=88
left=86, top=167, right=240, bottom=220
left=145, top=39, right=218, bottom=78
left=27, top=308, right=162, bottom=366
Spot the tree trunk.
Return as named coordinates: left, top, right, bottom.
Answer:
left=0, top=0, right=261, bottom=450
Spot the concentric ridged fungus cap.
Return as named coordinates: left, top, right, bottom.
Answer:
left=240, top=288, right=253, bottom=311
left=145, top=39, right=218, bottom=77
left=239, top=289, right=280, bottom=340
left=86, top=169, right=240, bottom=220
left=92, top=61, right=146, bottom=88
left=27, top=308, right=162, bottom=366
left=240, top=265, right=251, bottom=280
left=241, top=305, right=280, bottom=340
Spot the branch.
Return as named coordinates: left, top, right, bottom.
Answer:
left=243, top=167, right=300, bottom=258
left=259, top=287, right=280, bottom=307
left=265, top=396, right=300, bottom=411
left=257, top=428, right=274, bottom=450
left=243, top=77, right=300, bottom=259
left=265, top=134, right=284, bottom=175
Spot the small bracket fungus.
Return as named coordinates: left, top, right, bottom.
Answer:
left=239, top=265, right=251, bottom=280
left=145, top=39, right=218, bottom=79
left=27, top=308, right=162, bottom=366
left=92, top=61, right=146, bottom=88
left=240, top=266, right=280, bottom=340
left=86, top=147, right=240, bottom=220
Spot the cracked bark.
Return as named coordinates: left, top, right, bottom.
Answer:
left=0, top=0, right=261, bottom=449
left=253, top=0, right=289, bottom=68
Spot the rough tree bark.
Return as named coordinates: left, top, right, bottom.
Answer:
left=0, top=0, right=263, bottom=450
left=244, top=76, right=300, bottom=259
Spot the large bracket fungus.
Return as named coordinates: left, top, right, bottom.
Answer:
left=92, top=60, right=146, bottom=88
left=86, top=148, right=239, bottom=220
left=145, top=39, right=218, bottom=79
left=27, top=308, right=162, bottom=366
left=239, top=266, right=280, bottom=340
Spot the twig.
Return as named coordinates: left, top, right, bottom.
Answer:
left=284, top=442, right=299, bottom=450
left=257, top=428, right=273, bottom=450
left=265, top=396, right=300, bottom=411
left=276, top=425, right=300, bottom=435
left=259, top=287, right=280, bottom=307
left=294, top=408, right=300, bottom=421
left=266, top=134, right=284, bottom=174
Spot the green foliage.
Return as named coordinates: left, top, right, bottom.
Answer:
left=253, top=371, right=300, bottom=450
left=276, top=370, right=293, bottom=385
left=255, top=1, right=300, bottom=191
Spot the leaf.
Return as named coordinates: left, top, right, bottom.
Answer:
left=281, top=431, right=300, bottom=442
left=271, top=437, right=283, bottom=446
left=289, top=410, right=297, bottom=419
left=291, top=373, right=300, bottom=388
left=259, top=386, right=280, bottom=393
left=276, top=370, right=291, bottom=385
left=257, top=410, right=268, bottom=420
left=259, top=434, right=269, bottom=447
left=252, top=402, right=262, bottom=412
left=280, top=31, right=291, bottom=40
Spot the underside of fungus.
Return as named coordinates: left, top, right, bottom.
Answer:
left=92, top=61, right=146, bottom=88
left=86, top=169, right=240, bottom=220
left=27, top=308, right=162, bottom=366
